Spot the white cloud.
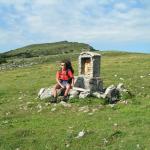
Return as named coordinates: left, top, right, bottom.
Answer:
left=0, top=0, right=150, bottom=51
left=113, top=2, right=129, bottom=11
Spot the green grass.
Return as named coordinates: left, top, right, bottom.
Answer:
left=0, top=52, right=150, bottom=150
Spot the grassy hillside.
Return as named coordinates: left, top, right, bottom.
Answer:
left=0, top=51, right=150, bottom=150
left=1, top=41, right=95, bottom=59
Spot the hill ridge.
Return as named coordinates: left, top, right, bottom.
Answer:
left=1, top=41, right=95, bottom=59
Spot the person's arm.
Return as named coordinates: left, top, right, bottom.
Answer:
left=71, top=77, right=74, bottom=87
left=56, top=71, right=64, bottom=88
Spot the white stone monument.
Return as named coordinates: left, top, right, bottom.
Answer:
left=74, top=51, right=103, bottom=92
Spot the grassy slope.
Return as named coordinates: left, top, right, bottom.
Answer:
left=0, top=52, right=150, bottom=150
left=2, top=41, right=95, bottom=58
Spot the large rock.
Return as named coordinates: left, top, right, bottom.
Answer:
left=38, top=88, right=52, bottom=100
left=92, top=92, right=104, bottom=98
left=69, top=89, right=79, bottom=99
left=79, top=91, right=90, bottom=99
left=104, top=85, right=120, bottom=103
left=74, top=76, right=85, bottom=88
left=117, top=83, right=133, bottom=100
left=117, top=83, right=125, bottom=92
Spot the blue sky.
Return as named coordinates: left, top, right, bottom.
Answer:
left=0, top=0, right=150, bottom=53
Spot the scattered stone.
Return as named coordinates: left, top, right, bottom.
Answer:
left=79, top=91, right=90, bottom=99
left=75, top=130, right=85, bottom=138
left=53, top=103, right=57, bottom=107
left=88, top=112, right=94, bottom=115
left=45, top=103, right=50, bottom=106
left=92, top=108, right=98, bottom=112
left=140, top=76, right=144, bottom=78
left=2, top=120, right=8, bottom=124
left=113, top=123, right=118, bottom=126
left=119, top=100, right=128, bottom=104
left=119, top=77, right=124, bottom=81
left=37, top=104, right=42, bottom=112
left=51, top=107, right=56, bottom=112
left=65, top=144, right=70, bottom=148
left=103, top=138, right=108, bottom=144
left=37, top=104, right=42, bottom=109
left=23, top=106, right=28, bottom=111
left=5, top=112, right=10, bottom=116
left=68, top=126, right=73, bottom=129
left=18, top=97, right=22, bottom=100
left=136, top=144, right=140, bottom=148
left=78, top=106, right=89, bottom=112
left=37, top=109, right=42, bottom=113
left=108, top=117, right=111, bottom=120
left=59, top=101, right=71, bottom=108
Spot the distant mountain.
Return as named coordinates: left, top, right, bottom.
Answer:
left=1, top=41, right=96, bottom=59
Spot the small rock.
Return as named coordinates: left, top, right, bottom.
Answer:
left=88, top=112, right=94, bottom=115
left=3, top=120, right=8, bottom=124
left=114, top=123, right=118, bottom=126
left=78, top=106, right=89, bottom=112
left=108, top=117, right=111, bottom=120
left=120, top=100, right=128, bottom=104
left=103, top=138, right=108, bottom=144
left=51, top=108, right=56, bottom=112
left=45, top=103, right=50, bottom=106
left=65, top=144, right=70, bottom=148
left=92, top=108, right=98, bottom=112
left=136, top=144, right=140, bottom=148
left=37, top=104, right=42, bottom=109
left=140, top=76, right=144, bottom=78
left=59, top=101, right=71, bottom=108
left=5, top=112, right=10, bottom=116
left=119, top=78, right=124, bottom=81
left=75, top=130, right=85, bottom=138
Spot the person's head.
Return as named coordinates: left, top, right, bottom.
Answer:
left=65, top=59, right=74, bottom=74
left=60, top=60, right=66, bottom=70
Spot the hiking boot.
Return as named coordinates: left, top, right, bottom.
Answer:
left=50, top=96, right=57, bottom=103
left=62, top=96, right=68, bottom=102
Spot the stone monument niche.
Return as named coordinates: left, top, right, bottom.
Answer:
left=81, top=57, right=92, bottom=76
left=74, top=52, right=103, bottom=92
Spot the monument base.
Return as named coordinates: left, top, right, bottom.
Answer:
left=74, top=76, right=103, bottom=92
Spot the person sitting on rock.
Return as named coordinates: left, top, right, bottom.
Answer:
left=51, top=60, right=74, bottom=102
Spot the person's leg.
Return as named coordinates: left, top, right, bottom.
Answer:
left=64, top=84, right=71, bottom=97
left=52, top=84, right=61, bottom=97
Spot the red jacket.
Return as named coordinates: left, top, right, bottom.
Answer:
left=56, top=69, right=74, bottom=80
